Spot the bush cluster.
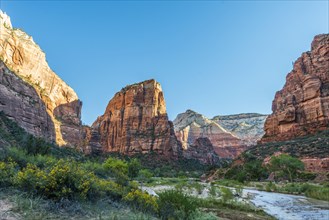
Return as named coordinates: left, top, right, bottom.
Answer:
left=157, top=189, right=197, bottom=220
left=123, top=189, right=158, bottom=213
left=0, top=159, right=17, bottom=186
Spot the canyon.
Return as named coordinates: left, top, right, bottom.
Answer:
left=0, top=11, right=328, bottom=169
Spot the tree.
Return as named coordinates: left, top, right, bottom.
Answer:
left=128, top=158, right=141, bottom=179
left=104, top=158, right=129, bottom=185
left=268, top=154, right=304, bottom=182
left=137, top=169, right=153, bottom=188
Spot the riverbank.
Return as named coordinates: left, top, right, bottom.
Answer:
left=143, top=177, right=329, bottom=220
left=211, top=179, right=329, bottom=202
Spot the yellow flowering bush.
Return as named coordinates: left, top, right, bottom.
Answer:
left=123, top=189, right=158, bottom=213
left=15, top=163, right=47, bottom=193
left=0, top=159, right=17, bottom=186
left=45, top=159, right=94, bottom=200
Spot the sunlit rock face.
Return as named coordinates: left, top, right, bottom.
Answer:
left=0, top=11, right=83, bottom=146
left=212, top=113, right=267, bottom=146
left=173, top=110, right=248, bottom=158
left=261, top=34, right=329, bottom=143
left=89, top=79, right=181, bottom=157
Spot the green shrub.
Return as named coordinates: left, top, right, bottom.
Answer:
left=45, top=159, right=95, bottom=200
left=157, top=189, right=197, bottom=220
left=90, top=178, right=124, bottom=200
left=81, top=160, right=107, bottom=177
left=305, top=185, right=329, bottom=201
left=208, top=185, right=218, bottom=198
left=220, top=187, right=233, bottom=202
left=24, top=135, right=51, bottom=156
left=14, top=163, right=48, bottom=193
left=0, top=159, right=17, bottom=186
left=123, top=189, right=158, bottom=213
left=104, top=158, right=129, bottom=185
left=268, top=154, right=304, bottom=182
left=191, top=182, right=204, bottom=195
left=190, top=210, right=218, bottom=220
left=235, top=185, right=243, bottom=197
left=137, top=169, right=153, bottom=185
left=128, top=158, right=141, bottom=179
left=298, top=172, right=317, bottom=181
left=5, top=147, right=30, bottom=167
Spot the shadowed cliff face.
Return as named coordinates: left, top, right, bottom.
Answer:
left=182, top=137, right=222, bottom=165
left=54, top=100, right=84, bottom=147
left=261, top=34, right=329, bottom=143
left=89, top=79, right=181, bottom=157
left=0, top=60, right=56, bottom=141
left=0, top=11, right=83, bottom=147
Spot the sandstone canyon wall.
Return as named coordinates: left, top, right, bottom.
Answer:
left=0, top=11, right=83, bottom=147
left=88, top=79, right=181, bottom=157
left=173, top=110, right=247, bottom=158
left=261, top=34, right=329, bottom=143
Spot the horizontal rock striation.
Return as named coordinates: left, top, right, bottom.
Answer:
left=0, top=11, right=83, bottom=146
left=89, top=79, right=181, bottom=157
left=212, top=113, right=267, bottom=146
left=261, top=34, right=329, bottom=143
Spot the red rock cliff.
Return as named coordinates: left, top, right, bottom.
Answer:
left=261, top=34, right=329, bottom=143
left=89, top=79, right=181, bottom=157
left=0, top=11, right=83, bottom=147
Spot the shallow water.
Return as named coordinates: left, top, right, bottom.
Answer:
left=244, top=188, right=329, bottom=220
left=142, top=184, right=329, bottom=220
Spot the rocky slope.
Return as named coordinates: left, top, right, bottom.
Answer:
left=88, top=79, right=181, bottom=157
left=261, top=34, right=329, bottom=143
left=0, top=11, right=83, bottom=147
left=182, top=137, right=221, bottom=165
left=173, top=110, right=247, bottom=158
left=247, top=129, right=329, bottom=173
left=212, top=113, right=267, bottom=146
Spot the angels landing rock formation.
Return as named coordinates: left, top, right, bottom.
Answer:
left=173, top=110, right=247, bottom=158
left=261, top=34, right=329, bottom=143
left=0, top=11, right=83, bottom=147
left=88, top=79, right=181, bottom=157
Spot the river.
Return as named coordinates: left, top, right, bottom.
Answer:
left=142, top=185, right=329, bottom=220
left=244, top=188, right=329, bottom=220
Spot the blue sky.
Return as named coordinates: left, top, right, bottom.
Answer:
left=1, top=1, right=328, bottom=125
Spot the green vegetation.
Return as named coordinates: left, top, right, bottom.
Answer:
left=0, top=188, right=155, bottom=220
left=157, top=190, right=197, bottom=219
left=248, top=129, right=329, bottom=159
left=0, top=112, right=227, bottom=219
left=256, top=182, right=329, bottom=201
left=268, top=154, right=304, bottom=182
left=224, top=153, right=269, bottom=183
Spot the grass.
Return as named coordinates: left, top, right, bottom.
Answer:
left=249, top=181, right=329, bottom=202
left=196, top=197, right=275, bottom=220
left=0, top=187, right=156, bottom=220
